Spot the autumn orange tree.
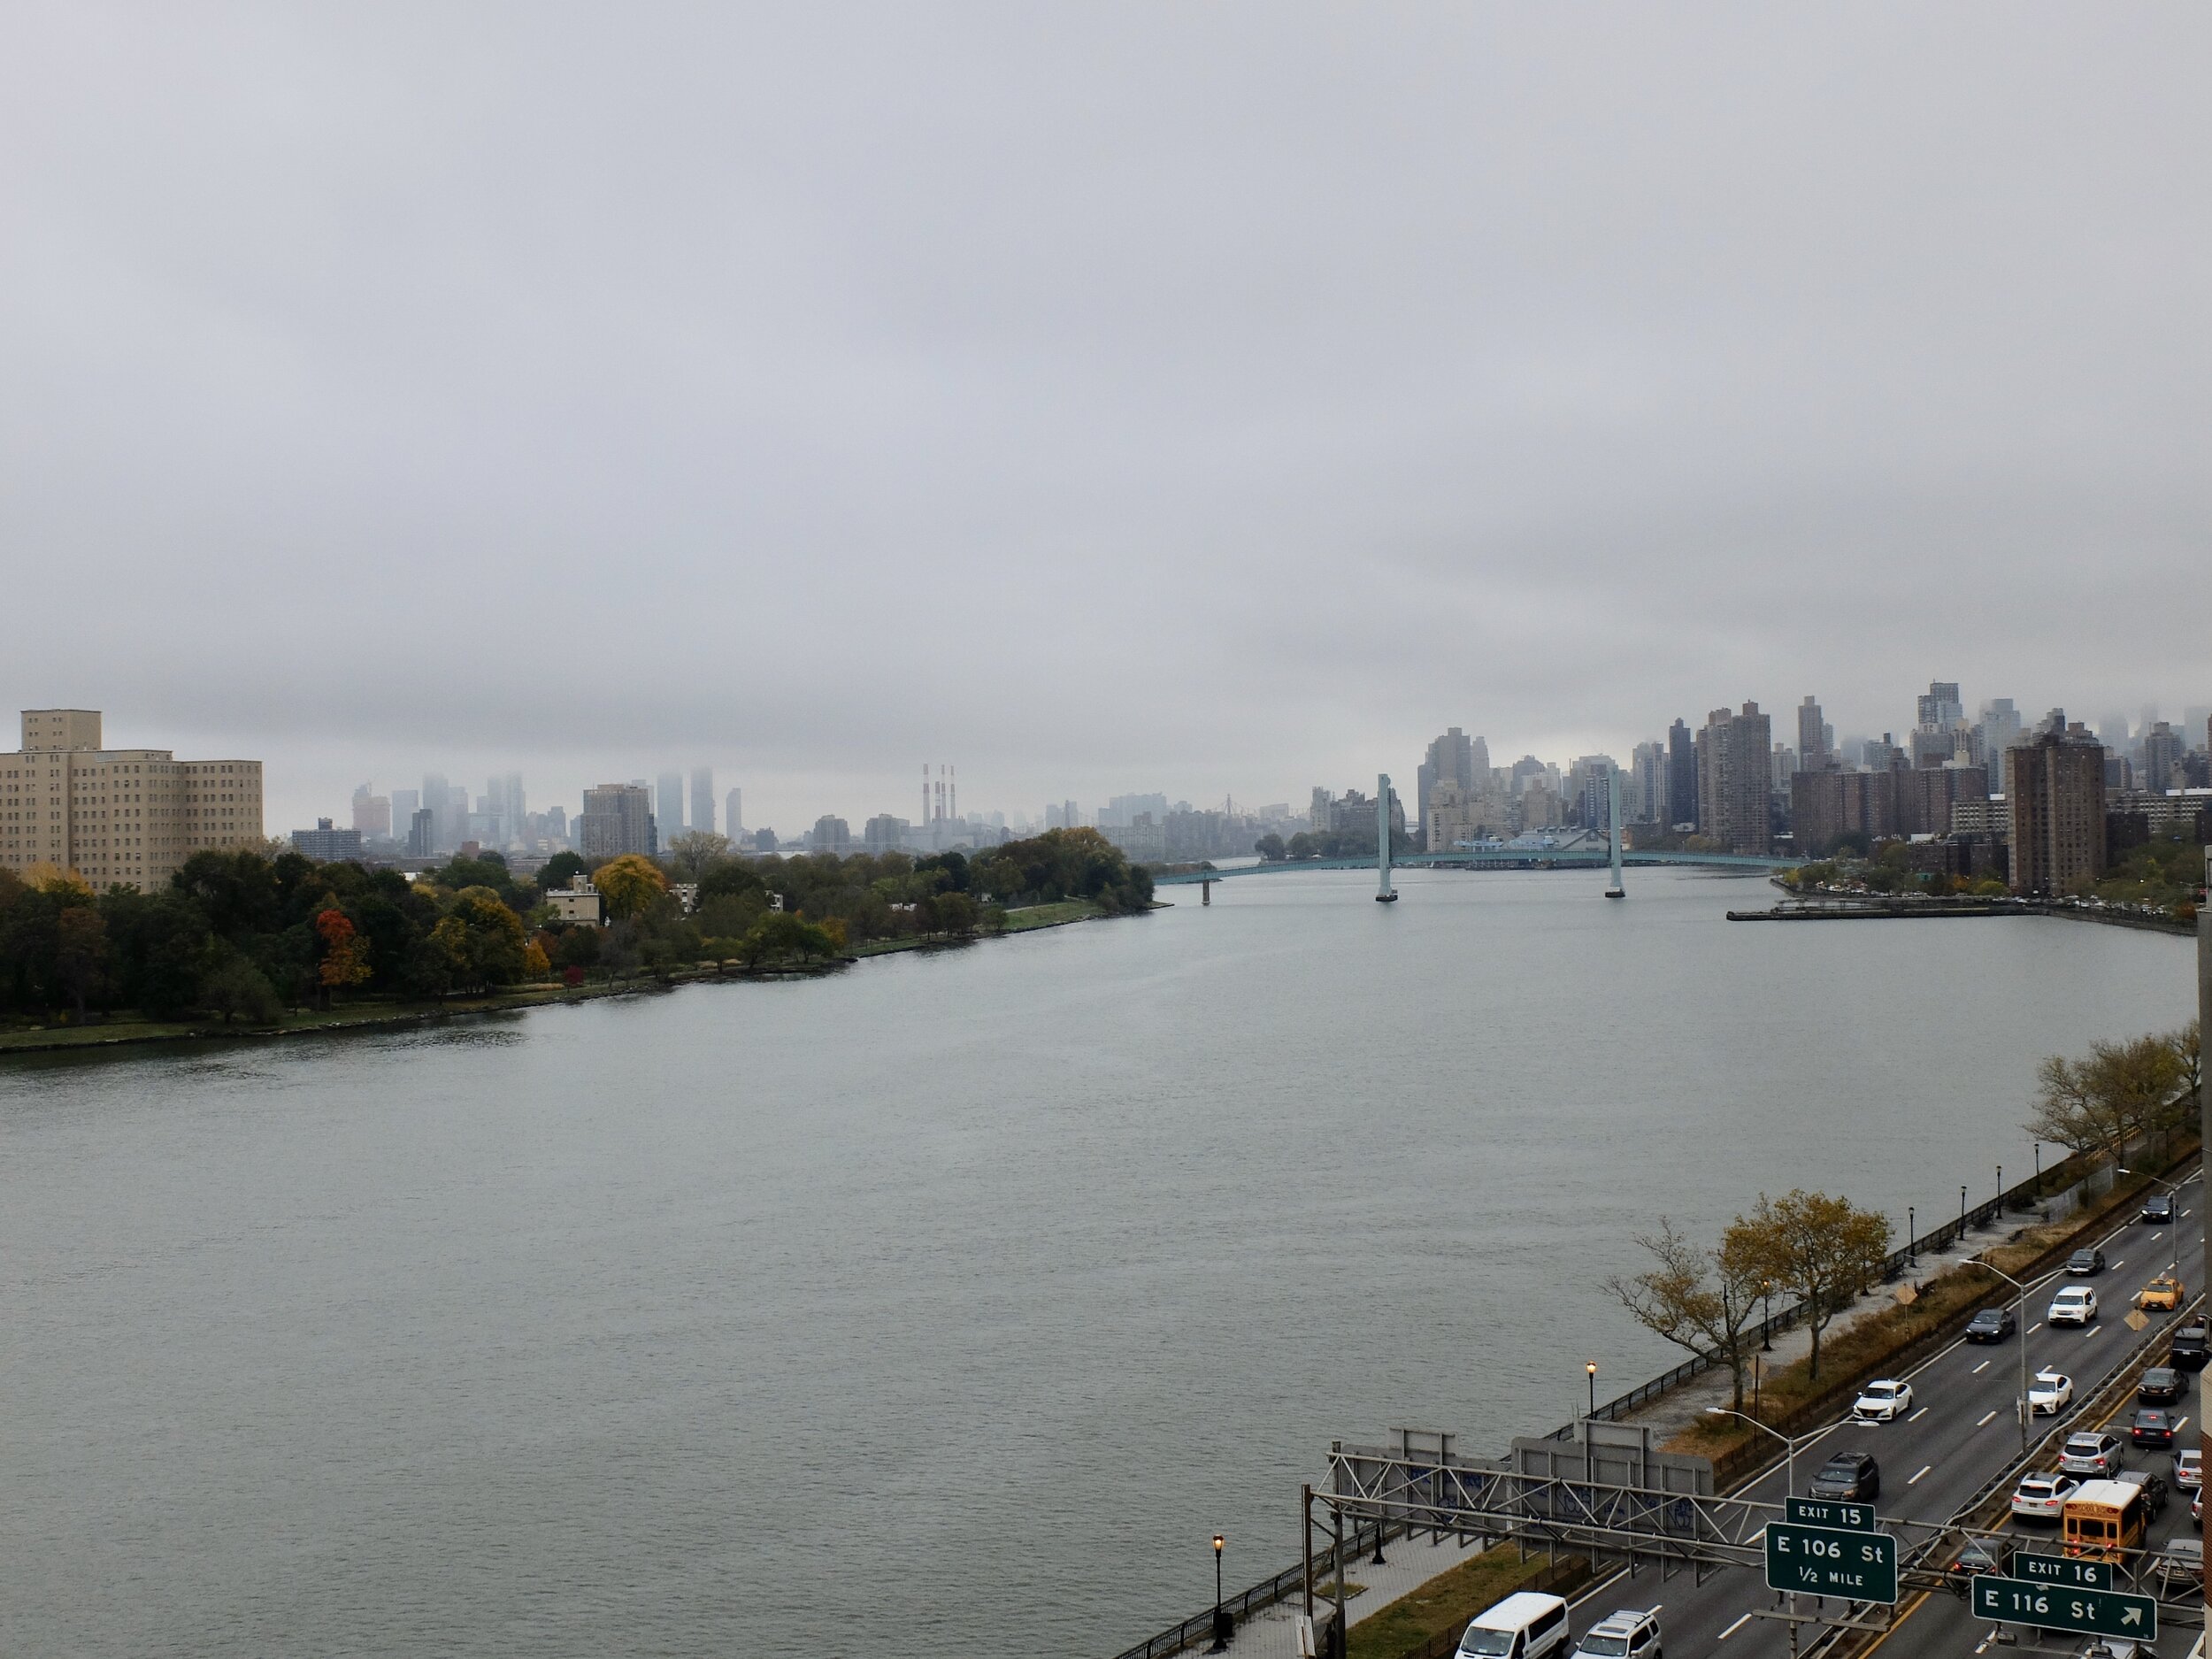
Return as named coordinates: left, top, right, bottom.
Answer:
left=315, top=906, right=373, bottom=1004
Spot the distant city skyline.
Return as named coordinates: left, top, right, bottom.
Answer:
left=237, top=677, right=2208, bottom=847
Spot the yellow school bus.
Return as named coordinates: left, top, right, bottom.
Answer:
left=2063, top=1479, right=2148, bottom=1561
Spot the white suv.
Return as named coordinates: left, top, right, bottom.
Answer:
left=2047, top=1286, right=2099, bottom=1325
left=1572, top=1609, right=1661, bottom=1658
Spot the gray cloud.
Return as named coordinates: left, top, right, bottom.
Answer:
left=4, top=4, right=2206, bottom=831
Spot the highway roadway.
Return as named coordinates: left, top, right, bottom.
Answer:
left=1541, top=1173, right=2205, bottom=1657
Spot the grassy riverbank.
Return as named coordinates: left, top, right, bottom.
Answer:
left=0, top=897, right=1125, bottom=1056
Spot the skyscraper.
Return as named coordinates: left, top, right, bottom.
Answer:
left=1796, top=696, right=1829, bottom=772
left=2140, top=723, right=2183, bottom=794
left=725, top=787, right=744, bottom=835
left=2009, top=726, right=2106, bottom=896
left=657, top=771, right=686, bottom=840
left=1696, top=703, right=1772, bottom=855
left=1916, top=681, right=1963, bottom=731
left=690, top=767, right=715, bottom=837
left=1665, top=719, right=1698, bottom=829
left=351, top=784, right=392, bottom=839
left=1417, top=727, right=1481, bottom=833
left=1629, top=741, right=1667, bottom=824
left=1977, top=699, right=2023, bottom=792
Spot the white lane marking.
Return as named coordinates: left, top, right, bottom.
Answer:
left=2184, top=1210, right=2193, bottom=1218
left=1718, top=1611, right=1754, bottom=1640
left=1973, top=1360, right=1992, bottom=1374
left=1909, top=1463, right=1932, bottom=1484
left=1978, top=1409, right=1998, bottom=1426
left=1647, top=1601, right=1663, bottom=1611
left=2177, top=1417, right=2193, bottom=1432
left=1909, top=1406, right=1930, bottom=1421
left=2114, top=1260, right=2126, bottom=1270
left=2028, top=1322, right=2043, bottom=1333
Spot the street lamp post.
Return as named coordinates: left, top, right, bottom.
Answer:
left=1966, top=1261, right=2032, bottom=1455
left=1586, top=1362, right=1599, bottom=1484
left=1761, top=1279, right=1775, bottom=1350
left=1960, top=1184, right=1969, bottom=1241
left=1210, top=1534, right=1228, bottom=1653
left=1707, top=1407, right=1816, bottom=1645
left=1997, top=1165, right=2003, bottom=1210
left=2033, top=1141, right=2042, bottom=1196
left=1908, top=1206, right=1916, bottom=1268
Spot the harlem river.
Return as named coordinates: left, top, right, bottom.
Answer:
left=0, top=867, right=2197, bottom=1656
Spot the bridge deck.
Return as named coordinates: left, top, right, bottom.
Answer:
left=1152, top=851, right=1795, bottom=885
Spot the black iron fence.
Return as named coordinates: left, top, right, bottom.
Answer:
left=1105, top=1515, right=1398, bottom=1659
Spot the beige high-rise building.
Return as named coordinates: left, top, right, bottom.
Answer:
left=0, top=709, right=264, bottom=891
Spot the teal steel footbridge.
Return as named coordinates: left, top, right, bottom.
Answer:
left=1149, top=847, right=1798, bottom=887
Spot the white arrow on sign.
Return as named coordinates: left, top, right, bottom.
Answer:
left=2122, top=1608, right=2146, bottom=1628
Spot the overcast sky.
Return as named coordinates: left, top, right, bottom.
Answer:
left=4, top=5, right=2207, bottom=834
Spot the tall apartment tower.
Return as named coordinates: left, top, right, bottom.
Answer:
left=1695, top=703, right=1772, bottom=855
left=1796, top=696, right=1830, bottom=772
left=725, top=787, right=744, bottom=836
left=1665, top=719, right=1698, bottom=829
left=1, top=708, right=264, bottom=889
left=2009, top=726, right=2107, bottom=895
left=690, top=767, right=715, bottom=837
left=580, top=783, right=657, bottom=859
left=656, top=771, right=686, bottom=840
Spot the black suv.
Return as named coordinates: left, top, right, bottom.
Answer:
left=2143, top=1194, right=2175, bottom=1225
left=2117, top=1468, right=2170, bottom=1517
left=2140, top=1366, right=2185, bottom=1404
left=1809, top=1451, right=1880, bottom=1501
left=1966, top=1306, right=2016, bottom=1343
left=2067, top=1248, right=2107, bottom=1275
left=2172, top=1323, right=2211, bottom=1371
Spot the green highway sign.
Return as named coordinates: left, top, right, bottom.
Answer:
left=1763, top=1522, right=1899, bottom=1603
left=2013, top=1552, right=2115, bottom=1591
left=1784, top=1496, right=1876, bottom=1532
left=1970, top=1575, right=2155, bottom=1641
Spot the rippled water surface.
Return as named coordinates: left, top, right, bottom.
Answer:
left=1, top=868, right=2197, bottom=1655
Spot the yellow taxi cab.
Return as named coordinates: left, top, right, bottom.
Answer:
left=2139, top=1273, right=2185, bottom=1312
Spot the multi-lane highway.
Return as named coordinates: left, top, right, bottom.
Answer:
left=1540, top=1172, right=2204, bottom=1656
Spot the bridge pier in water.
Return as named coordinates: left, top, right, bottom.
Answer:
left=1375, top=772, right=1397, bottom=902
left=1604, top=764, right=1625, bottom=899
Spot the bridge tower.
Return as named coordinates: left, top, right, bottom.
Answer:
left=1375, top=772, right=1398, bottom=902
left=1604, top=764, right=1625, bottom=899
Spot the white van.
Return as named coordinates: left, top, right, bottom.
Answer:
left=1455, top=1591, right=1571, bottom=1658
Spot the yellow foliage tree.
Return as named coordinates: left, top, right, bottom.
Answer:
left=593, top=854, right=667, bottom=921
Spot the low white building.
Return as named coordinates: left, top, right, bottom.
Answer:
left=549, top=876, right=603, bottom=926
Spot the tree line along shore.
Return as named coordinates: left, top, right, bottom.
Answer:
left=0, top=827, right=1155, bottom=1052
